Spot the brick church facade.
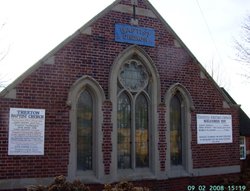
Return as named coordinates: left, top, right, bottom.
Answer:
left=0, top=0, right=241, bottom=190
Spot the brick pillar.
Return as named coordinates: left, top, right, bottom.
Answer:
left=157, top=103, right=167, bottom=171
left=102, top=100, right=113, bottom=175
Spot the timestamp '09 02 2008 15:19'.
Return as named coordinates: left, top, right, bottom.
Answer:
left=187, top=185, right=247, bottom=191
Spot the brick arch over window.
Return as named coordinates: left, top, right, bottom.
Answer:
left=67, top=75, right=105, bottom=182
left=109, top=45, right=161, bottom=180
left=165, top=83, right=194, bottom=178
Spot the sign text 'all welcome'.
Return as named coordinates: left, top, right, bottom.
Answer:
left=197, top=114, right=232, bottom=144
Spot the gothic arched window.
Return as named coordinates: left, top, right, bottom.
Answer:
left=77, top=89, right=93, bottom=170
left=117, top=59, right=150, bottom=169
left=165, top=83, right=194, bottom=177
left=170, top=93, right=183, bottom=166
left=67, top=76, right=105, bottom=181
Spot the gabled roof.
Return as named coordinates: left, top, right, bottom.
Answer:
left=221, top=88, right=250, bottom=136
left=0, top=0, right=238, bottom=108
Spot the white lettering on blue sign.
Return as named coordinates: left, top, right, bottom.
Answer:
left=115, top=24, right=155, bottom=47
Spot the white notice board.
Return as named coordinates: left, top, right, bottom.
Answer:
left=197, top=114, right=232, bottom=144
left=8, top=108, right=45, bottom=155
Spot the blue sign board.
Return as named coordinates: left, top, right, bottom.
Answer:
left=115, top=24, right=155, bottom=47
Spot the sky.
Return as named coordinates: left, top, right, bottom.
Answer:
left=0, top=0, right=250, bottom=115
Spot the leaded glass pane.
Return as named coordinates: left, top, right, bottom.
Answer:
left=135, top=94, right=149, bottom=167
left=117, top=93, right=131, bottom=169
left=117, top=58, right=151, bottom=170
left=77, top=90, right=93, bottom=170
left=119, top=60, right=148, bottom=92
left=170, top=95, right=182, bottom=166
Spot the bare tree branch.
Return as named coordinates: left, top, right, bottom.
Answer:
left=234, top=14, right=250, bottom=79
left=0, top=22, right=10, bottom=89
left=235, top=40, right=250, bottom=63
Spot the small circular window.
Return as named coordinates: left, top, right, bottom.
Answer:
left=118, top=59, right=149, bottom=92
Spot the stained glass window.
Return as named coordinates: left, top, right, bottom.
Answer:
left=77, top=90, right=93, bottom=170
left=135, top=94, right=149, bottom=167
left=119, top=60, right=148, bottom=92
left=117, top=59, right=150, bottom=169
left=117, top=93, right=131, bottom=169
left=170, top=94, right=182, bottom=166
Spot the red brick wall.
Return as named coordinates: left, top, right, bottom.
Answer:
left=102, top=100, right=113, bottom=175
left=157, top=103, right=167, bottom=171
left=0, top=0, right=239, bottom=186
left=246, top=137, right=250, bottom=153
